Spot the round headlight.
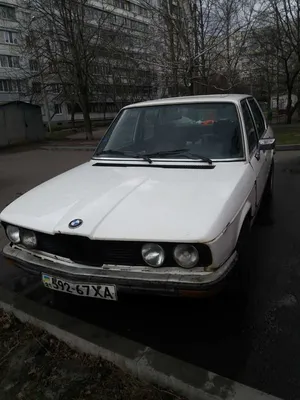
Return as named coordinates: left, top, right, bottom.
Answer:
left=142, top=243, right=165, bottom=267
left=174, top=244, right=199, bottom=268
left=6, top=225, right=21, bottom=243
left=21, top=230, right=37, bottom=249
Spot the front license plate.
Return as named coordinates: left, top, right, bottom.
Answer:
left=42, top=274, right=117, bottom=301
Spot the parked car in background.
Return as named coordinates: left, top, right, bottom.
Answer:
left=1, top=94, right=275, bottom=301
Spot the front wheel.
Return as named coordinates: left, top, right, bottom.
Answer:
left=258, top=160, right=274, bottom=225
left=223, top=218, right=251, bottom=304
left=264, top=160, right=274, bottom=201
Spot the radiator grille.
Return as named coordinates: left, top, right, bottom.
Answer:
left=35, top=232, right=212, bottom=268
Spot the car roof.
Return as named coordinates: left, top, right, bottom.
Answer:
left=123, top=94, right=252, bottom=109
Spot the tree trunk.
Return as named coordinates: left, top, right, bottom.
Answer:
left=267, top=85, right=272, bottom=110
left=287, top=100, right=300, bottom=124
left=167, top=0, right=178, bottom=96
left=103, top=102, right=106, bottom=121
left=297, top=83, right=300, bottom=121
left=189, top=66, right=195, bottom=95
left=286, top=88, right=293, bottom=124
left=189, top=81, right=194, bottom=95
left=71, top=103, right=76, bottom=132
left=80, top=93, right=93, bottom=140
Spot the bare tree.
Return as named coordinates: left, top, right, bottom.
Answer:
left=141, top=0, right=183, bottom=96
left=142, top=0, right=260, bottom=96
left=269, top=0, right=300, bottom=123
left=19, top=0, right=121, bottom=139
left=248, top=24, right=280, bottom=107
left=211, top=0, right=258, bottom=91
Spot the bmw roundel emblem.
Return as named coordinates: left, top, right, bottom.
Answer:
left=69, top=219, right=83, bottom=229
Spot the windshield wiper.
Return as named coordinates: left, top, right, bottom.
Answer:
left=175, top=152, right=213, bottom=164
left=144, top=149, right=212, bottom=164
left=98, top=150, right=152, bottom=164
left=98, top=149, right=212, bottom=165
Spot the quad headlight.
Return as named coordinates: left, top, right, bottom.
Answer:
left=141, top=243, right=165, bottom=267
left=6, top=225, right=37, bottom=249
left=173, top=244, right=199, bottom=268
left=141, top=243, right=200, bottom=269
left=21, top=230, right=37, bottom=249
left=6, top=225, right=21, bottom=244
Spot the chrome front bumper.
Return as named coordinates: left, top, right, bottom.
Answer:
left=3, top=244, right=238, bottom=295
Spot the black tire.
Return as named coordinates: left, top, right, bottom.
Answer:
left=258, top=160, right=274, bottom=225
left=223, top=218, right=251, bottom=303
left=264, top=160, right=274, bottom=201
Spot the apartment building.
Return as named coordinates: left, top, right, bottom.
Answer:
left=0, top=0, right=158, bottom=124
left=0, top=0, right=25, bottom=103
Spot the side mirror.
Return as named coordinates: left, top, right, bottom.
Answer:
left=259, top=138, right=276, bottom=151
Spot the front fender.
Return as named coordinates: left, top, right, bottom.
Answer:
left=236, top=200, right=252, bottom=243
left=206, top=196, right=255, bottom=269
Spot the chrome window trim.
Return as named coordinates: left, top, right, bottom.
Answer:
left=240, top=98, right=259, bottom=159
left=94, top=101, right=246, bottom=161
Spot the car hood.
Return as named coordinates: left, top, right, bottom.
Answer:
left=0, top=160, right=253, bottom=242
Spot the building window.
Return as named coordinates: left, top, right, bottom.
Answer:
left=54, top=104, right=63, bottom=115
left=122, top=1, right=130, bottom=11
left=90, top=103, right=100, bottom=113
left=124, top=18, right=131, bottom=28
left=0, top=55, right=20, bottom=68
left=29, top=59, right=39, bottom=72
left=0, top=5, right=16, bottom=20
left=140, top=7, right=148, bottom=17
left=48, top=62, right=55, bottom=73
left=67, top=103, right=82, bottom=114
left=39, top=105, right=45, bottom=115
left=0, top=79, right=20, bottom=92
left=130, top=20, right=148, bottom=32
left=11, top=56, right=19, bottom=68
left=20, top=11, right=30, bottom=23
left=49, top=83, right=61, bottom=93
left=32, top=82, right=41, bottom=93
left=5, top=31, right=18, bottom=44
left=106, top=103, right=118, bottom=113
left=0, top=30, right=18, bottom=44
left=0, top=79, right=10, bottom=92
left=60, top=41, right=69, bottom=53
left=11, top=80, right=20, bottom=92
left=1, top=55, right=9, bottom=67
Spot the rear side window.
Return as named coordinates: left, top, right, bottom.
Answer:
left=241, top=100, right=257, bottom=153
left=247, top=98, right=266, bottom=138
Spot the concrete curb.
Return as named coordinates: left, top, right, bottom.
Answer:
left=276, top=144, right=300, bottom=151
left=0, top=286, right=281, bottom=400
left=41, top=146, right=95, bottom=151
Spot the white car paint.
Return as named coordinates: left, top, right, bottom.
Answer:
left=0, top=160, right=255, bottom=246
left=124, top=94, right=250, bottom=109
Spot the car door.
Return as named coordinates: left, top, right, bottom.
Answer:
left=240, top=100, right=265, bottom=207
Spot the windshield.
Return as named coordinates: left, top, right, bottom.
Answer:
left=95, top=102, right=244, bottom=161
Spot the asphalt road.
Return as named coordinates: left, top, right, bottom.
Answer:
left=1, top=147, right=300, bottom=399
left=0, top=148, right=89, bottom=292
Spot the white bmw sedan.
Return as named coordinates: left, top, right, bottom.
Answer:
left=1, top=94, right=275, bottom=300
